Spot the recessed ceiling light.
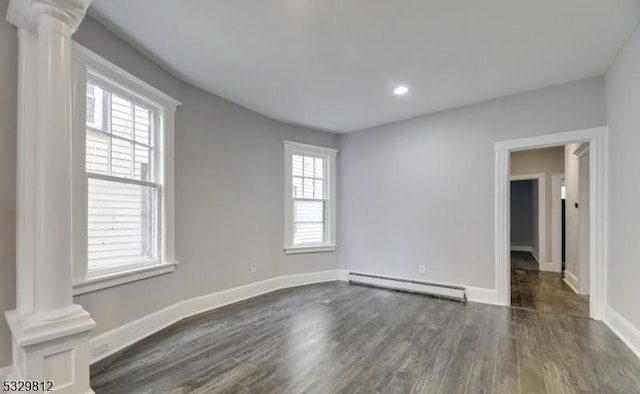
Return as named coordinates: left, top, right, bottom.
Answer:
left=394, top=85, right=409, bottom=95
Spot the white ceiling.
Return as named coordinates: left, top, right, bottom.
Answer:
left=89, top=0, right=640, bottom=133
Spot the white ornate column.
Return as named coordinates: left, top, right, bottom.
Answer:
left=5, top=0, right=95, bottom=393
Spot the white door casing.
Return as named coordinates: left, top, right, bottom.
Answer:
left=495, top=127, right=607, bottom=319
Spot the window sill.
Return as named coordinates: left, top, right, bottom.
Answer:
left=284, top=245, right=337, bottom=254
left=73, top=261, right=178, bottom=296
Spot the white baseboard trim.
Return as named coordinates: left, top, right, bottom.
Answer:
left=0, top=365, right=11, bottom=380
left=90, top=269, right=348, bottom=364
left=604, top=306, right=640, bottom=360
left=336, top=269, right=350, bottom=282
left=511, top=245, right=539, bottom=263
left=563, top=270, right=579, bottom=294
left=530, top=248, right=539, bottom=263
left=466, top=287, right=502, bottom=306
left=539, top=262, right=560, bottom=272
left=89, top=267, right=504, bottom=364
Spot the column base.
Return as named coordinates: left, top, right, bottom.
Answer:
left=5, top=306, right=96, bottom=394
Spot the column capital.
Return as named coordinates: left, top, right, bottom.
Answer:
left=6, top=0, right=92, bottom=33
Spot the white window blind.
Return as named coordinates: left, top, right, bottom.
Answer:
left=292, top=154, right=326, bottom=244
left=86, top=80, right=158, bottom=273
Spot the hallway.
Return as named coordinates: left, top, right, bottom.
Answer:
left=511, top=252, right=589, bottom=318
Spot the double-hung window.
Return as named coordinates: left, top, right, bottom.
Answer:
left=72, top=44, right=180, bottom=294
left=283, top=141, right=337, bottom=253
left=85, top=81, right=158, bottom=272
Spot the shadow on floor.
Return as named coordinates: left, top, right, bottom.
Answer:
left=511, top=251, right=589, bottom=318
left=511, top=250, right=539, bottom=270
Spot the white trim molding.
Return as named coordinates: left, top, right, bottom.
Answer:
left=494, top=126, right=608, bottom=319
left=563, top=270, right=580, bottom=294
left=494, top=147, right=511, bottom=307
left=573, top=142, right=590, bottom=158
left=575, top=144, right=591, bottom=295
left=604, top=306, right=640, bottom=360
left=71, top=43, right=181, bottom=109
left=510, top=246, right=534, bottom=252
left=7, top=0, right=91, bottom=33
left=70, top=43, right=182, bottom=294
left=284, top=245, right=338, bottom=254
left=466, top=287, right=502, bottom=306
left=73, top=261, right=178, bottom=295
left=90, top=269, right=349, bottom=363
left=510, top=246, right=540, bottom=263
left=530, top=248, right=540, bottom=263
left=539, top=262, right=556, bottom=271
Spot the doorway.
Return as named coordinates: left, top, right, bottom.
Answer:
left=508, top=147, right=589, bottom=317
left=495, top=127, right=607, bottom=320
left=510, top=181, right=539, bottom=270
left=509, top=177, right=543, bottom=269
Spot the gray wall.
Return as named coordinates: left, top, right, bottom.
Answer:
left=73, top=16, right=183, bottom=101
left=0, top=9, right=340, bottom=364
left=511, top=147, right=565, bottom=177
left=0, top=0, right=17, bottom=368
left=338, top=76, right=606, bottom=289
left=510, top=180, right=538, bottom=254
left=72, top=17, right=340, bottom=336
left=606, top=23, right=640, bottom=331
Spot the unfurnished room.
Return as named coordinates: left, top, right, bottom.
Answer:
left=1, top=1, right=640, bottom=393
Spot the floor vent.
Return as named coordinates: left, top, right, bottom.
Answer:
left=348, top=272, right=466, bottom=303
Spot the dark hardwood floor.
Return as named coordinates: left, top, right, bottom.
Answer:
left=511, top=251, right=539, bottom=271
left=511, top=251, right=589, bottom=318
left=90, top=282, right=640, bottom=393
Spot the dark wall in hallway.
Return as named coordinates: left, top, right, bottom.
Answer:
left=511, top=180, right=538, bottom=255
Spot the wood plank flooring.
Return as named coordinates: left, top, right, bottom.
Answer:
left=510, top=251, right=539, bottom=271
left=511, top=252, right=589, bottom=318
left=91, top=282, right=640, bottom=393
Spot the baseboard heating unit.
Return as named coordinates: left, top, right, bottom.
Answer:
left=348, top=272, right=467, bottom=303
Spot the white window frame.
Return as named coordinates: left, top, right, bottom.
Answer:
left=283, top=141, right=338, bottom=254
left=85, top=84, right=103, bottom=130
left=71, top=43, right=181, bottom=295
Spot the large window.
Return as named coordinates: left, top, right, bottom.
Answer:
left=72, top=44, right=180, bottom=295
left=284, top=141, right=337, bottom=253
left=85, top=81, right=158, bottom=273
